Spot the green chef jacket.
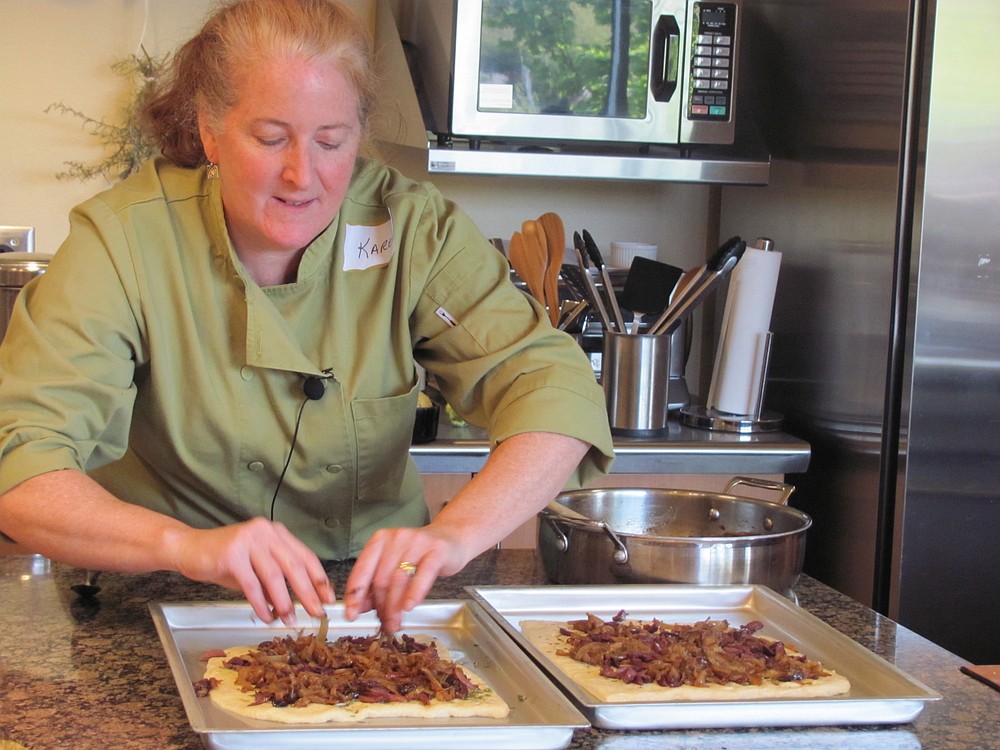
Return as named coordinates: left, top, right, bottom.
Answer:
left=0, top=157, right=613, bottom=559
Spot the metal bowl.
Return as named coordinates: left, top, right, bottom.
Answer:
left=537, top=477, right=810, bottom=595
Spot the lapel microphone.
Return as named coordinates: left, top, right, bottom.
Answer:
left=270, top=371, right=332, bottom=520
left=303, top=375, right=326, bottom=401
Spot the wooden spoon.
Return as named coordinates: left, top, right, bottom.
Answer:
left=520, top=220, right=550, bottom=311
left=538, top=212, right=565, bottom=326
left=509, top=230, right=546, bottom=305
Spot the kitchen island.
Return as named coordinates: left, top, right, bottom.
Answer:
left=1, top=551, right=994, bottom=750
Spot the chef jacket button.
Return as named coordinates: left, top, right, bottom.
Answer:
left=325, top=464, right=343, bottom=474
left=324, top=517, right=341, bottom=528
left=240, top=366, right=254, bottom=381
left=248, top=460, right=264, bottom=472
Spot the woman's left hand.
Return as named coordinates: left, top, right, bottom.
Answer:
left=341, top=525, right=470, bottom=634
left=343, top=433, right=592, bottom=633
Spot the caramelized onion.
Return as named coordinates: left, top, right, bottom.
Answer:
left=560, top=614, right=829, bottom=687
left=210, top=631, right=480, bottom=708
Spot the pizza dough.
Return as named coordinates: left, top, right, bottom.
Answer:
left=519, top=618, right=851, bottom=703
left=202, top=635, right=510, bottom=723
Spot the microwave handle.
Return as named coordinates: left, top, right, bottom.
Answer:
left=650, top=14, right=681, bottom=102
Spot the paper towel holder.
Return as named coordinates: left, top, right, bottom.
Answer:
left=679, top=331, right=784, bottom=433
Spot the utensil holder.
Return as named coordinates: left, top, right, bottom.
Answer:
left=602, top=331, right=672, bottom=436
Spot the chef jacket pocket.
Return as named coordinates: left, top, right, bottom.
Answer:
left=351, top=381, right=419, bottom=503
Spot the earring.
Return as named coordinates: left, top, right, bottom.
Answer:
left=206, top=162, right=219, bottom=180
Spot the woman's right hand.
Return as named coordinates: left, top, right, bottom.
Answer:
left=0, top=471, right=334, bottom=624
left=165, top=517, right=334, bottom=625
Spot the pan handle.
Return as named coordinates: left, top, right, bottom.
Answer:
left=541, top=513, right=572, bottom=552
left=540, top=506, right=630, bottom=564
left=723, top=476, right=796, bottom=506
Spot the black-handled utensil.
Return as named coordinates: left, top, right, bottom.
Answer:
left=679, top=235, right=746, bottom=301
left=579, top=229, right=603, bottom=270
left=572, top=231, right=614, bottom=331
left=619, top=256, right=684, bottom=334
left=581, top=229, right=626, bottom=333
left=572, top=230, right=588, bottom=267
left=649, top=236, right=746, bottom=335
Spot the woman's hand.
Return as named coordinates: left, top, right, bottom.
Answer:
left=165, top=517, right=335, bottom=625
left=342, top=525, right=471, bottom=635
left=0, top=471, right=335, bottom=625
left=343, top=432, right=591, bottom=634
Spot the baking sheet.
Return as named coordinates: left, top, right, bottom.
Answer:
left=150, top=600, right=588, bottom=749
left=466, top=584, right=941, bottom=730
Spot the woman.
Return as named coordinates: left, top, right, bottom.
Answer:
left=0, top=0, right=613, bottom=633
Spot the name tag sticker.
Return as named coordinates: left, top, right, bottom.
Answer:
left=343, top=220, right=395, bottom=270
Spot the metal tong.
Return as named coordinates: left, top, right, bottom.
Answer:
left=648, top=236, right=747, bottom=335
left=573, top=230, right=626, bottom=333
left=582, top=230, right=626, bottom=333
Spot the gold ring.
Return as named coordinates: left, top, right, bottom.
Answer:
left=398, top=561, right=418, bottom=576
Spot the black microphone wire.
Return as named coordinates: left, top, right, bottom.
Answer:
left=269, top=393, right=310, bottom=521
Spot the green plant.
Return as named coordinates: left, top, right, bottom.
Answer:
left=46, top=48, right=167, bottom=182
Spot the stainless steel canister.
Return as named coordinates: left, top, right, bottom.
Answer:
left=602, top=331, right=672, bottom=436
left=1, top=252, right=52, bottom=341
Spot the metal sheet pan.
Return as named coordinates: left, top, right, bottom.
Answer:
left=465, top=584, right=941, bottom=730
left=150, top=600, right=588, bottom=749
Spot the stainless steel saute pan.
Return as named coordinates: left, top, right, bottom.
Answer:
left=538, top=477, right=810, bottom=595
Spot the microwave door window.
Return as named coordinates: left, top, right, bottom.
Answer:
left=477, top=0, right=653, bottom=120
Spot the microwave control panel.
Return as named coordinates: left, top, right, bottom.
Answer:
left=688, top=2, right=738, bottom=122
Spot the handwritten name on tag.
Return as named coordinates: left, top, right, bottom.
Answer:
left=343, top=220, right=395, bottom=270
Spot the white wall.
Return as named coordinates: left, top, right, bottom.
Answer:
left=0, top=0, right=211, bottom=252
left=1, top=0, right=716, bottom=381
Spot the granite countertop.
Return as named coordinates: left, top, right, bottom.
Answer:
left=1, top=551, right=995, bottom=750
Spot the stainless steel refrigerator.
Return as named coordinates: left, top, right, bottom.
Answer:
left=718, top=0, right=1000, bottom=663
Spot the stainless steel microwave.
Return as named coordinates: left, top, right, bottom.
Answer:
left=434, top=0, right=742, bottom=148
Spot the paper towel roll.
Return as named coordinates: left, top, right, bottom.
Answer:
left=708, top=245, right=782, bottom=415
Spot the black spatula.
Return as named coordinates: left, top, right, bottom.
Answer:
left=618, top=256, right=684, bottom=333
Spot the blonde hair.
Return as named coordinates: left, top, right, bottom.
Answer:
left=143, top=0, right=376, bottom=167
